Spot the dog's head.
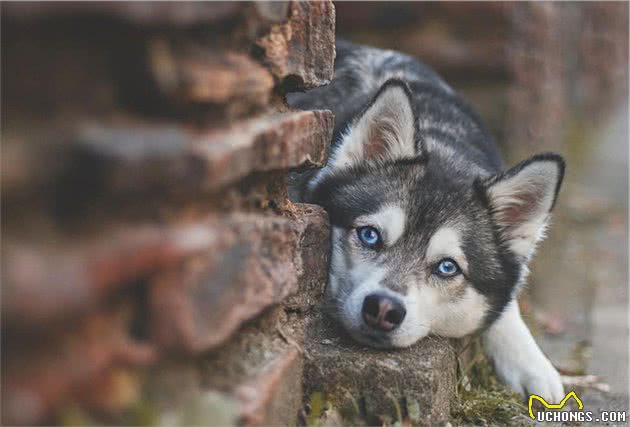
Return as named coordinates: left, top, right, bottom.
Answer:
left=309, top=79, right=565, bottom=348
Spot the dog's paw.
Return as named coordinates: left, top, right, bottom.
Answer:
left=496, top=354, right=565, bottom=403
left=482, top=301, right=566, bottom=403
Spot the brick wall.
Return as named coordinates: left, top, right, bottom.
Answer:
left=4, top=2, right=626, bottom=426
left=1, top=2, right=334, bottom=425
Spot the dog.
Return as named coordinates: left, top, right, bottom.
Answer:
left=288, top=39, right=565, bottom=403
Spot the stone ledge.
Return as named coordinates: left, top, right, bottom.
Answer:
left=303, top=311, right=457, bottom=426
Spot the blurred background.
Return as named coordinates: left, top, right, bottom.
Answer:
left=2, top=2, right=628, bottom=425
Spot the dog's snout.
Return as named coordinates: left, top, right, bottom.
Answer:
left=362, top=293, right=406, bottom=332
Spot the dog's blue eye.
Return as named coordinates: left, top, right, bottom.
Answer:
left=357, top=226, right=381, bottom=248
left=435, top=258, right=461, bottom=278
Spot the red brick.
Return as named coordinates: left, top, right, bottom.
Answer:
left=285, top=204, right=331, bottom=313
left=194, top=110, right=332, bottom=190
left=150, top=204, right=328, bottom=353
left=2, top=223, right=218, bottom=327
left=2, top=2, right=289, bottom=28
left=236, top=348, right=302, bottom=427
left=1, top=306, right=155, bottom=426
left=194, top=308, right=306, bottom=427
left=139, top=309, right=305, bottom=426
left=144, top=38, right=275, bottom=113
left=1, top=110, right=332, bottom=199
left=257, top=0, right=336, bottom=90
left=2, top=104, right=332, bottom=321
left=168, top=51, right=274, bottom=107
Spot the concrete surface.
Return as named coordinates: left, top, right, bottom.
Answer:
left=302, top=310, right=457, bottom=426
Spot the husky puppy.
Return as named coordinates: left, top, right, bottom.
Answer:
left=288, top=40, right=565, bottom=402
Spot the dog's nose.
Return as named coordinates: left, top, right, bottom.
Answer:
left=362, top=293, right=406, bottom=332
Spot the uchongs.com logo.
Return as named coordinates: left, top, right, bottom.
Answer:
left=528, top=391, right=627, bottom=423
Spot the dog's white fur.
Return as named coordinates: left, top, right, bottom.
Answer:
left=482, top=300, right=565, bottom=402
left=355, top=205, right=406, bottom=246
left=425, top=226, right=469, bottom=273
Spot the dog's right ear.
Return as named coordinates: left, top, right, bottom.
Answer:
left=327, top=79, right=420, bottom=171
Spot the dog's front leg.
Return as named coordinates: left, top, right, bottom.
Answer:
left=482, top=300, right=564, bottom=402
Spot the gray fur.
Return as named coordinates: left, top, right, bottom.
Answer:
left=288, top=39, right=564, bottom=352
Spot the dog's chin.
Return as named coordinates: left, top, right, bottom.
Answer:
left=346, top=328, right=423, bottom=349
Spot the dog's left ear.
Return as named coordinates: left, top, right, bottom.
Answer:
left=328, top=79, right=419, bottom=170
left=484, top=153, right=565, bottom=260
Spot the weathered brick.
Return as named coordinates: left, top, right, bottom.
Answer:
left=141, top=308, right=304, bottom=427
left=257, top=0, right=336, bottom=90
left=303, top=311, right=457, bottom=426
left=198, top=307, right=305, bottom=427
left=2, top=205, right=328, bottom=331
left=2, top=2, right=289, bottom=125
left=145, top=38, right=275, bottom=114
left=44, top=110, right=331, bottom=198
left=2, top=2, right=336, bottom=426
left=236, top=348, right=302, bottom=427
left=2, top=223, right=217, bottom=326
left=1, top=305, right=155, bottom=426
left=150, top=204, right=327, bottom=353
left=162, top=51, right=274, bottom=107
left=142, top=361, right=204, bottom=420
left=2, top=2, right=289, bottom=28
left=194, top=110, right=332, bottom=190
left=285, top=204, right=330, bottom=313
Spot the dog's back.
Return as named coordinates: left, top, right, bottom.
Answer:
left=288, top=39, right=503, bottom=200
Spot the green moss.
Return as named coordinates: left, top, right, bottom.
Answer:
left=307, top=392, right=327, bottom=426
left=451, top=387, right=529, bottom=426
left=405, top=397, right=421, bottom=425
left=120, top=400, right=158, bottom=426
left=56, top=404, right=95, bottom=426
left=450, top=338, right=530, bottom=426
left=306, top=390, right=366, bottom=427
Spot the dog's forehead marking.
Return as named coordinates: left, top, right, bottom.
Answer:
left=426, top=226, right=468, bottom=271
left=355, top=204, right=406, bottom=246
